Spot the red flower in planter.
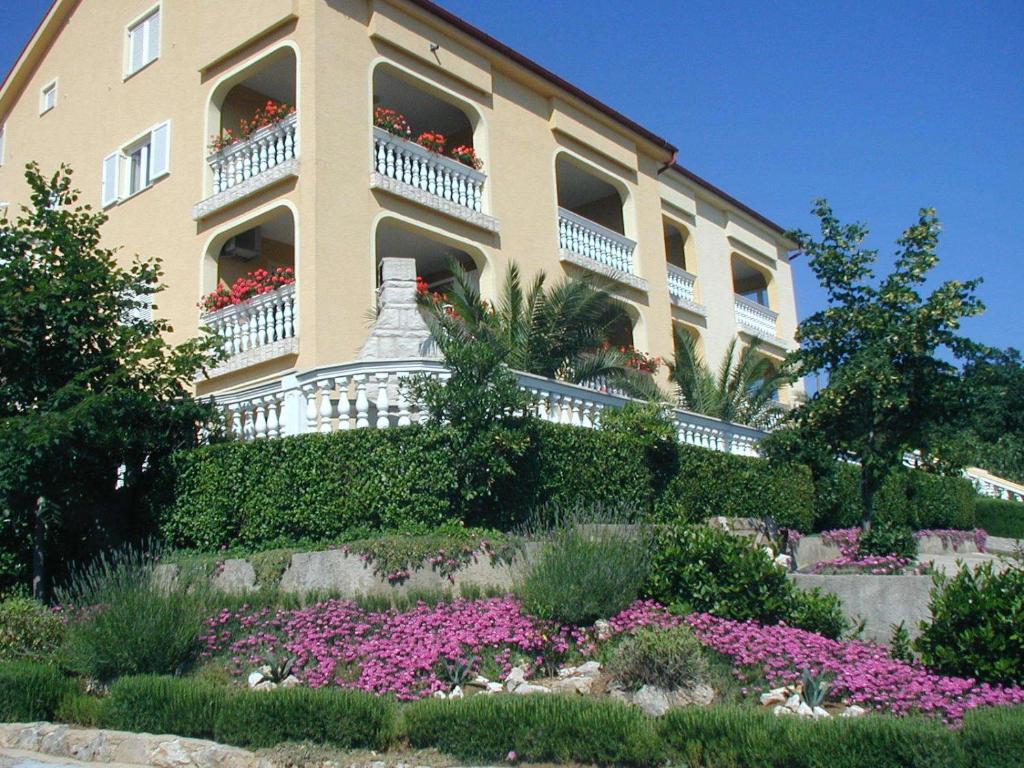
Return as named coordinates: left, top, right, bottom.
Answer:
left=374, top=107, right=413, bottom=138
left=416, top=131, right=446, bottom=154
left=208, top=100, right=295, bottom=153
left=449, top=145, right=483, bottom=170
left=200, top=266, right=296, bottom=313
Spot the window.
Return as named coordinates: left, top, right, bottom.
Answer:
left=126, top=7, right=161, bottom=76
left=101, top=121, right=171, bottom=207
left=40, top=81, right=57, bottom=114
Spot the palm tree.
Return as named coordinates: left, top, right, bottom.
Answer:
left=668, top=328, right=790, bottom=428
left=419, top=258, right=663, bottom=400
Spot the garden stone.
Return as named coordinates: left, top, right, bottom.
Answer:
left=432, top=690, right=447, bottom=699
left=633, top=685, right=671, bottom=716
left=448, top=685, right=464, bottom=700
left=594, top=619, right=612, bottom=640
left=773, top=704, right=793, bottom=716
left=504, top=666, right=527, bottom=691
left=760, top=687, right=789, bottom=706
left=812, top=706, right=831, bottom=719
left=550, top=675, right=593, bottom=695
left=211, top=559, right=257, bottom=593
left=841, top=705, right=867, bottom=718
left=785, top=694, right=802, bottom=710
left=253, top=680, right=277, bottom=692
left=149, top=738, right=194, bottom=767
left=512, top=683, right=551, bottom=695
left=576, top=661, right=602, bottom=677
left=674, top=683, right=715, bottom=707
left=797, top=702, right=814, bottom=717
left=472, top=675, right=490, bottom=685
left=247, top=671, right=264, bottom=688
left=280, top=675, right=301, bottom=688
left=485, top=682, right=504, bottom=694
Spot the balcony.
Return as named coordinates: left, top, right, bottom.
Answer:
left=193, top=113, right=298, bottom=220
left=667, top=264, right=705, bottom=315
left=370, top=127, right=497, bottom=232
left=557, top=208, right=646, bottom=291
left=202, top=283, right=297, bottom=378
left=734, top=294, right=779, bottom=340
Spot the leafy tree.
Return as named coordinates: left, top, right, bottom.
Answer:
left=668, top=329, right=790, bottom=428
left=0, top=164, right=221, bottom=598
left=419, top=259, right=662, bottom=399
left=784, top=200, right=983, bottom=528
left=957, top=348, right=1024, bottom=483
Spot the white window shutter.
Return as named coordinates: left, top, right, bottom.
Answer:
left=102, top=152, right=120, bottom=207
left=149, top=121, right=170, bottom=179
left=129, top=24, right=145, bottom=73
left=147, top=11, right=161, bottom=62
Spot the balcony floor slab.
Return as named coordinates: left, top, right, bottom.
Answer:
left=559, top=249, right=648, bottom=292
left=193, top=158, right=299, bottom=221
left=370, top=171, right=500, bottom=233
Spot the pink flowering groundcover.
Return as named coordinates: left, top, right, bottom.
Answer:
left=199, top=597, right=1023, bottom=722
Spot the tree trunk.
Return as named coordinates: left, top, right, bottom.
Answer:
left=860, top=464, right=877, bottom=533
left=31, top=496, right=48, bottom=602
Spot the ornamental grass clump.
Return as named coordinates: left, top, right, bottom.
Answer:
left=516, top=504, right=652, bottom=625
left=0, top=661, right=76, bottom=722
left=104, top=675, right=229, bottom=740
left=57, top=544, right=211, bottom=681
left=609, top=624, right=709, bottom=692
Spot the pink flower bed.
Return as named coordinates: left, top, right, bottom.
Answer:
left=915, top=528, right=988, bottom=552
left=686, top=612, right=1024, bottom=723
left=200, top=597, right=674, bottom=701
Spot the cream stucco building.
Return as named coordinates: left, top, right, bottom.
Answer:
left=0, top=0, right=803, bottom=445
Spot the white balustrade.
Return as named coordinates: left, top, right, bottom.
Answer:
left=734, top=294, right=779, bottom=339
left=201, top=283, right=297, bottom=361
left=667, top=265, right=697, bottom=305
left=558, top=207, right=637, bottom=275
left=209, top=112, right=298, bottom=195
left=963, top=468, right=1024, bottom=503
left=373, top=127, right=485, bottom=213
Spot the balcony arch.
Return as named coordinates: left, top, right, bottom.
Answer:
left=731, top=252, right=780, bottom=341
left=373, top=215, right=488, bottom=298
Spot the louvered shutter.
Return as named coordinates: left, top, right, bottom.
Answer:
left=147, top=11, right=161, bottom=62
left=149, top=121, right=170, bottom=179
left=102, top=152, right=120, bottom=207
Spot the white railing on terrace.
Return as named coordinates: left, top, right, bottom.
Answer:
left=209, top=112, right=298, bottom=195
left=964, top=467, right=1024, bottom=503
left=558, top=208, right=637, bottom=275
left=372, top=127, right=485, bottom=213
left=201, top=283, right=296, bottom=359
left=734, top=294, right=778, bottom=339
left=667, top=265, right=698, bottom=305
left=207, top=359, right=762, bottom=456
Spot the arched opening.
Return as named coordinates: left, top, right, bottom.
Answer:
left=212, top=47, right=297, bottom=144
left=372, top=66, right=477, bottom=151
left=731, top=254, right=771, bottom=307
left=556, top=155, right=626, bottom=235
left=206, top=209, right=295, bottom=295
left=374, top=218, right=481, bottom=295
left=664, top=220, right=689, bottom=271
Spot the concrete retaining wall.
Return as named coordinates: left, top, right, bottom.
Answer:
left=789, top=573, right=933, bottom=642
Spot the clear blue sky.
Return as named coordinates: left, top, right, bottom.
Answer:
left=3, top=0, right=1021, bottom=352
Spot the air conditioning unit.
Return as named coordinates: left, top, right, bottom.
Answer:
left=221, top=227, right=262, bottom=261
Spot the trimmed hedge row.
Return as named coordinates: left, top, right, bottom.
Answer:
left=975, top=497, right=1024, bottom=539
left=159, top=424, right=978, bottom=549
left=2, top=667, right=1022, bottom=768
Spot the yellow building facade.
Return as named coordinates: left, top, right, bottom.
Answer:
left=0, top=0, right=803, bottom=421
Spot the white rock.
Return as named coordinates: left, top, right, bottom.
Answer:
left=813, top=706, right=831, bottom=719
left=675, top=683, right=715, bottom=707
left=785, top=694, right=802, bottom=710
left=432, top=690, right=447, bottom=700
left=797, top=703, right=814, bottom=717
left=551, top=676, right=593, bottom=695
left=576, top=661, right=602, bottom=677
left=504, top=666, right=527, bottom=692
left=841, top=705, right=867, bottom=718
left=485, top=682, right=504, bottom=693
left=280, top=674, right=301, bottom=688
left=148, top=739, right=192, bottom=768
left=448, top=685, right=464, bottom=700
left=253, top=680, right=277, bottom=692
left=472, top=675, right=490, bottom=685
left=247, top=671, right=265, bottom=688
left=773, top=704, right=793, bottom=716
left=760, top=691, right=787, bottom=706
left=774, top=554, right=793, bottom=570
left=633, top=685, right=672, bottom=717
left=512, top=683, right=551, bottom=695
left=594, top=619, right=612, bottom=641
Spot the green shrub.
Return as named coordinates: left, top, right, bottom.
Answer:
left=104, top=675, right=229, bottom=739
left=960, top=706, right=1024, bottom=768
left=57, top=545, right=210, bottom=681
left=608, top=625, right=708, bottom=691
left=858, top=524, right=917, bottom=558
left=658, top=705, right=962, bottom=768
left=403, top=695, right=662, bottom=767
left=55, top=693, right=107, bottom=727
left=786, top=588, right=849, bottom=639
left=915, top=560, right=1024, bottom=685
left=213, top=688, right=396, bottom=751
left=975, top=497, right=1024, bottom=539
left=0, top=661, right=76, bottom=722
left=0, top=596, right=65, bottom=662
left=517, top=507, right=651, bottom=625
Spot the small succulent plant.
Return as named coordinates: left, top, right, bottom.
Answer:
left=262, top=648, right=296, bottom=683
left=800, top=667, right=831, bottom=708
left=442, top=655, right=480, bottom=687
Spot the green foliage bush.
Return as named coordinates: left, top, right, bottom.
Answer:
left=858, top=524, right=917, bottom=558
left=915, top=560, right=1024, bottom=685
left=959, top=706, right=1024, bottom=768
left=104, top=675, right=228, bottom=739
left=658, top=705, right=964, bottom=768
left=975, top=497, right=1024, bottom=539
left=0, top=661, right=76, bottom=722
left=645, top=524, right=847, bottom=638
left=0, top=596, right=65, bottom=662
left=608, top=625, right=708, bottom=691
left=403, top=695, right=662, bottom=767
left=517, top=506, right=651, bottom=625
left=55, top=693, right=107, bottom=727
left=213, top=688, right=396, bottom=751
left=57, top=546, right=210, bottom=681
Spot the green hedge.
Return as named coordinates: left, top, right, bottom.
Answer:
left=104, top=675, right=229, bottom=739
left=0, top=662, right=76, bottom=722
left=161, top=424, right=815, bottom=548
left=404, top=695, right=662, bottom=767
left=213, top=687, right=395, bottom=751
left=975, top=497, right=1024, bottom=539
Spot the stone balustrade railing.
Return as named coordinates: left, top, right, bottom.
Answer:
left=208, top=358, right=765, bottom=455
left=201, top=283, right=296, bottom=361
left=667, top=265, right=698, bottom=305
left=963, top=467, right=1024, bottom=503
left=209, top=112, right=298, bottom=195
left=734, top=294, right=779, bottom=339
left=373, top=127, right=485, bottom=213
left=558, top=208, right=637, bottom=275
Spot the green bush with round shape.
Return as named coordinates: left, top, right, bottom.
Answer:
left=0, top=661, right=76, bottom=722
left=403, top=695, right=662, bottom=767
left=213, top=687, right=396, bottom=751
left=608, top=624, right=708, bottom=691
left=959, top=706, right=1024, bottom=768
left=0, top=596, right=65, bottom=662
left=104, top=675, right=229, bottom=740
left=858, top=524, right=917, bottom=558
left=975, top=497, right=1024, bottom=539
left=55, top=693, right=107, bottom=727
